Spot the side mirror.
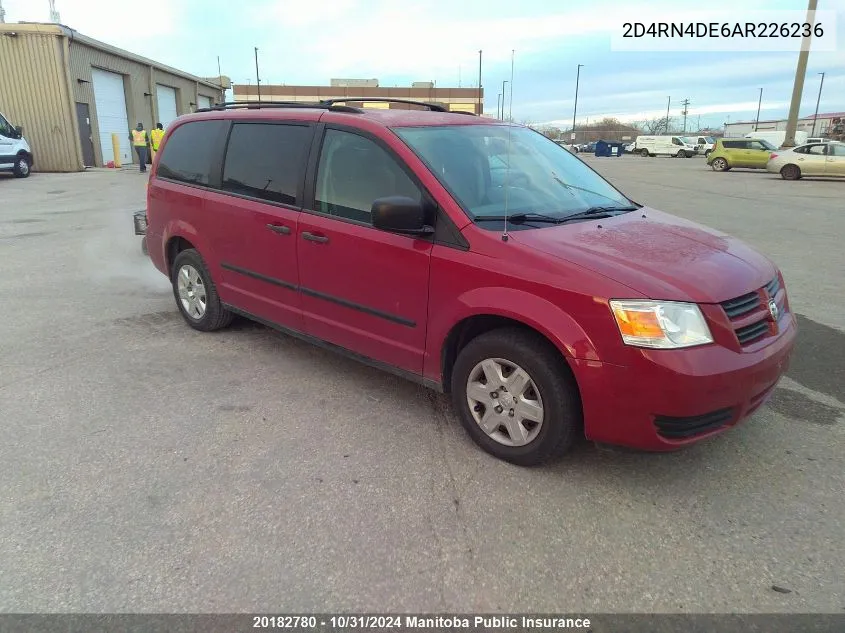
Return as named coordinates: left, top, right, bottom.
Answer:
left=14, top=125, right=23, bottom=138
left=371, top=196, right=434, bottom=235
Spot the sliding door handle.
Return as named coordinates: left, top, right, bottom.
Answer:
left=302, top=231, right=329, bottom=244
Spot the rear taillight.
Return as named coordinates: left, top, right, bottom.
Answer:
left=770, top=153, right=778, bottom=159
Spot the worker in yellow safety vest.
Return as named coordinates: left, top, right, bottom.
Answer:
left=129, top=122, right=149, bottom=173
left=150, top=123, right=165, bottom=159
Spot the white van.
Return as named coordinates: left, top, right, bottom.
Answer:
left=686, top=135, right=716, bottom=156
left=744, top=130, right=807, bottom=149
left=0, top=111, right=33, bottom=178
left=634, top=135, right=698, bottom=158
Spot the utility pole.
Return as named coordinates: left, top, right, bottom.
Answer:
left=665, top=96, right=671, bottom=134
left=477, top=50, right=482, bottom=115
left=501, top=80, right=508, bottom=120
left=217, top=55, right=224, bottom=103
left=48, top=0, right=61, bottom=22
left=680, top=98, right=690, bottom=133
left=0, top=0, right=6, bottom=24
left=254, top=47, right=261, bottom=103
left=783, top=0, right=818, bottom=147
left=754, top=88, right=763, bottom=131
left=811, top=72, right=825, bottom=137
left=572, top=64, right=583, bottom=143
left=497, top=93, right=501, bottom=119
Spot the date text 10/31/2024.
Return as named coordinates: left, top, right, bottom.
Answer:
left=252, top=615, right=592, bottom=629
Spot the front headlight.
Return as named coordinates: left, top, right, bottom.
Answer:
left=609, top=300, right=714, bottom=349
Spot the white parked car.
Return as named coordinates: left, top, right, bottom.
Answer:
left=766, top=141, right=845, bottom=180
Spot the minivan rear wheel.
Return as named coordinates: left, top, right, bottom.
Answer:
left=450, top=328, right=581, bottom=466
left=171, top=249, right=233, bottom=331
left=781, top=164, right=801, bottom=180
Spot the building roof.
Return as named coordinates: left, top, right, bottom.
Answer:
left=1, top=22, right=224, bottom=92
left=726, top=111, right=844, bottom=126
left=805, top=112, right=845, bottom=119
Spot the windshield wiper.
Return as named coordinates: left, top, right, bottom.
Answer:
left=558, top=205, right=638, bottom=223
left=474, top=213, right=564, bottom=224
left=551, top=175, right=639, bottom=207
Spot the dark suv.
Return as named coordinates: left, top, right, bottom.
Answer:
left=143, top=99, right=795, bottom=465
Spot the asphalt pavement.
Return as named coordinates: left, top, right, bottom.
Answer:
left=0, top=160, right=842, bottom=614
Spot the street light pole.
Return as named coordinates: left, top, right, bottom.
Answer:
left=501, top=80, right=508, bottom=120
left=497, top=93, right=501, bottom=119
left=811, top=72, right=825, bottom=137
left=572, top=64, right=583, bottom=143
left=254, top=47, right=261, bottom=103
left=754, top=88, right=763, bottom=131
left=477, top=50, right=482, bottom=115
left=783, top=0, right=818, bottom=147
left=666, top=96, right=670, bottom=133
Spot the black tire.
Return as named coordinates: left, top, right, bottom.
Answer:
left=450, top=328, right=582, bottom=466
left=640, top=148, right=649, bottom=157
left=141, top=236, right=148, bottom=256
left=684, top=150, right=693, bottom=158
left=781, top=164, right=801, bottom=180
left=13, top=155, right=30, bottom=178
left=171, top=249, right=233, bottom=331
left=711, top=157, right=729, bottom=172
left=704, top=149, right=712, bottom=158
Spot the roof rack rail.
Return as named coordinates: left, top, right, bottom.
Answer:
left=195, top=100, right=362, bottom=113
left=319, top=97, right=450, bottom=112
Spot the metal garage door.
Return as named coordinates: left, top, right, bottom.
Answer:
left=91, top=68, right=131, bottom=165
left=197, top=95, right=213, bottom=110
left=156, top=85, right=178, bottom=127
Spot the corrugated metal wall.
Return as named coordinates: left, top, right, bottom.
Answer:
left=0, top=28, right=82, bottom=172
left=69, top=41, right=222, bottom=166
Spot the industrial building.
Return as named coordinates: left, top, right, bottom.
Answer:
left=232, top=78, right=484, bottom=114
left=0, top=22, right=227, bottom=171
left=724, top=111, right=844, bottom=138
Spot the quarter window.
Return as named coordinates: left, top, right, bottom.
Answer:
left=222, top=123, right=312, bottom=205
left=315, top=129, right=421, bottom=223
left=157, top=120, right=226, bottom=186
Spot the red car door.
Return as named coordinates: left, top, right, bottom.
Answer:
left=296, top=125, right=433, bottom=375
left=206, top=121, right=314, bottom=331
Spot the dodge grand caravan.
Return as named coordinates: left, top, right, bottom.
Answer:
left=143, top=99, right=796, bottom=465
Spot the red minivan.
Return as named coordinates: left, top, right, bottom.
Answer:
left=144, top=99, right=796, bottom=465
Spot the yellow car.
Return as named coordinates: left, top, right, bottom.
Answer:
left=706, top=138, right=776, bottom=172
left=766, top=141, right=845, bottom=180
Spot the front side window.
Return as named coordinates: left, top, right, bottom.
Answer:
left=222, top=123, right=312, bottom=205
left=394, top=124, right=632, bottom=223
left=0, top=114, right=14, bottom=138
left=748, top=140, right=775, bottom=151
left=672, top=137, right=683, bottom=146
left=315, top=129, right=422, bottom=223
left=157, top=119, right=227, bottom=186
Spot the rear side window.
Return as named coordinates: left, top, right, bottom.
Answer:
left=830, top=144, right=845, bottom=157
left=722, top=141, right=745, bottom=149
left=222, top=123, right=312, bottom=205
left=157, top=120, right=226, bottom=186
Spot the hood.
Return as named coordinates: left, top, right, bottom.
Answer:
left=512, top=208, right=776, bottom=303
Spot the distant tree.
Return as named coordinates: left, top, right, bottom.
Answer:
left=639, top=116, right=674, bottom=135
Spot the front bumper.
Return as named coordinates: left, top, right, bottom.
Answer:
left=570, top=311, right=797, bottom=451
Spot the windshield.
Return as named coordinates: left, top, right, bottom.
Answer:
left=755, top=139, right=777, bottom=150
left=705, top=136, right=715, bottom=144
left=393, top=125, right=632, bottom=221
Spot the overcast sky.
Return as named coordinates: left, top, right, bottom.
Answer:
left=4, top=0, right=843, bottom=129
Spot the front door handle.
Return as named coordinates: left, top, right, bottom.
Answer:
left=302, top=231, right=329, bottom=244
left=266, top=224, right=291, bottom=235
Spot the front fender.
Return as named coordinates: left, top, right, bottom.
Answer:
left=423, top=286, right=602, bottom=384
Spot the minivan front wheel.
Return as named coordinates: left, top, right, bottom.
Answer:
left=640, top=148, right=650, bottom=157
left=451, top=328, right=581, bottom=466
left=171, top=249, right=233, bottom=331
